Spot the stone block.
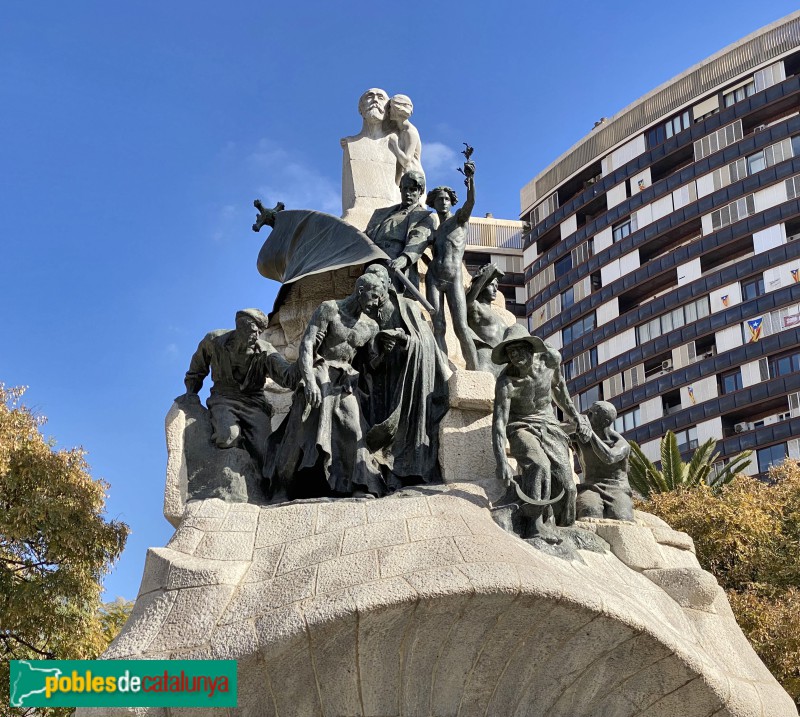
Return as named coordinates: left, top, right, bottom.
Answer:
left=595, top=522, right=666, bottom=571
left=645, top=676, right=723, bottom=716
left=634, top=509, right=671, bottom=529
left=137, top=548, right=172, bottom=597
left=404, top=565, right=472, bottom=599
left=164, top=402, right=189, bottom=527
left=255, top=503, right=317, bottom=547
left=196, top=499, right=230, bottom=518
left=224, top=567, right=317, bottom=623
left=242, top=545, right=284, bottom=583
left=341, top=519, right=408, bottom=554
left=165, top=526, right=204, bottom=555
left=193, top=530, right=255, bottom=562
left=446, top=369, right=496, bottom=411
left=165, top=551, right=249, bottom=590
left=365, top=495, right=429, bottom=523
left=304, top=590, right=361, bottom=716
left=658, top=543, right=702, bottom=570
left=148, top=584, right=235, bottom=653
left=316, top=551, right=380, bottom=594
left=276, top=531, right=340, bottom=574
left=350, top=576, right=419, bottom=614
left=314, top=500, right=366, bottom=534
left=254, top=603, right=307, bottom=648
left=378, top=537, right=464, bottom=578
left=210, top=620, right=258, bottom=659
left=407, top=512, right=471, bottom=541
left=438, top=408, right=496, bottom=483
left=651, top=526, right=696, bottom=553
left=460, top=561, right=521, bottom=594
left=453, top=532, right=533, bottom=566
left=105, top=590, right=177, bottom=659
left=219, top=509, right=258, bottom=532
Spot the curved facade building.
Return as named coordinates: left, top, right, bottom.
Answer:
left=521, top=11, right=800, bottom=476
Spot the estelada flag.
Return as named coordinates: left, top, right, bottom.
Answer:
left=747, top=317, right=763, bottom=342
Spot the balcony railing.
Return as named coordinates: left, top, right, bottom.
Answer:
left=466, top=220, right=524, bottom=249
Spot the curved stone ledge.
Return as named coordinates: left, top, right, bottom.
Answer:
left=79, top=485, right=797, bottom=717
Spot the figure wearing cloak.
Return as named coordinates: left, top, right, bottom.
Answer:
left=359, top=267, right=449, bottom=486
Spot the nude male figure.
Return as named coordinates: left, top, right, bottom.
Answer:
left=424, top=159, right=478, bottom=369
left=492, top=327, right=591, bottom=543
left=466, top=263, right=508, bottom=375
left=263, top=273, right=388, bottom=498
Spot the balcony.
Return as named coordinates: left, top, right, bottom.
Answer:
left=466, top=218, right=525, bottom=250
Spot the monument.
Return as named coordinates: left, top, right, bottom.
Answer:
left=76, top=88, right=798, bottom=717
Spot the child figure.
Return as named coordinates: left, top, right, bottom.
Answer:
left=386, top=94, right=423, bottom=186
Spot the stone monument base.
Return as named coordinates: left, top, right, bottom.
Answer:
left=77, top=484, right=795, bottom=717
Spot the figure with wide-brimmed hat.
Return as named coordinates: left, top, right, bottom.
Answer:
left=491, top=324, right=591, bottom=543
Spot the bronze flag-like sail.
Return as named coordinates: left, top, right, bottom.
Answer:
left=256, top=209, right=389, bottom=285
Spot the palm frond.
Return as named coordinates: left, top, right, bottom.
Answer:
left=686, top=438, right=717, bottom=486
left=716, top=450, right=754, bottom=488
left=661, top=431, right=685, bottom=490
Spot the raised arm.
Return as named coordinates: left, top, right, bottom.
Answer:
left=493, top=378, right=515, bottom=487
left=455, top=161, right=476, bottom=225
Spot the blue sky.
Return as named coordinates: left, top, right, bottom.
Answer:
left=2, top=2, right=798, bottom=601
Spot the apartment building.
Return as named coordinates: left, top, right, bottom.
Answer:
left=520, top=12, right=800, bottom=477
left=465, top=215, right=527, bottom=319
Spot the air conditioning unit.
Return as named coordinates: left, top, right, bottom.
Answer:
left=734, top=422, right=750, bottom=434
left=786, top=233, right=800, bottom=243
left=753, top=124, right=767, bottom=133
left=661, top=359, right=673, bottom=371
left=703, top=351, right=714, bottom=359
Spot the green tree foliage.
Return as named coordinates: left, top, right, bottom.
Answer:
left=640, top=460, right=800, bottom=706
left=98, top=598, right=134, bottom=646
left=0, top=385, right=129, bottom=716
left=628, top=430, right=752, bottom=497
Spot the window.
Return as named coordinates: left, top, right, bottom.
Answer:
left=561, top=286, right=574, bottom=309
left=612, top=217, right=635, bottom=243
left=675, top=427, right=699, bottom=451
left=723, top=81, right=755, bottom=108
left=757, top=443, right=787, bottom=474
left=793, top=135, right=800, bottom=158
left=710, top=194, right=756, bottom=231
left=787, top=175, right=800, bottom=201
left=564, top=347, right=597, bottom=380
left=554, top=254, right=572, bottom=279
left=647, top=110, right=691, bottom=148
left=741, top=276, right=764, bottom=301
left=562, top=313, right=596, bottom=345
left=747, top=150, right=766, bottom=174
left=694, top=120, right=744, bottom=160
left=720, top=369, right=742, bottom=394
left=637, top=296, right=710, bottom=343
left=578, top=384, right=602, bottom=412
left=769, top=349, right=800, bottom=378
left=614, top=407, right=641, bottom=433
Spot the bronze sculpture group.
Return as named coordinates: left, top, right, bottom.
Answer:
left=179, top=89, right=635, bottom=545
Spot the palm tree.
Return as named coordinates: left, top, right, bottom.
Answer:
left=628, top=430, right=753, bottom=499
